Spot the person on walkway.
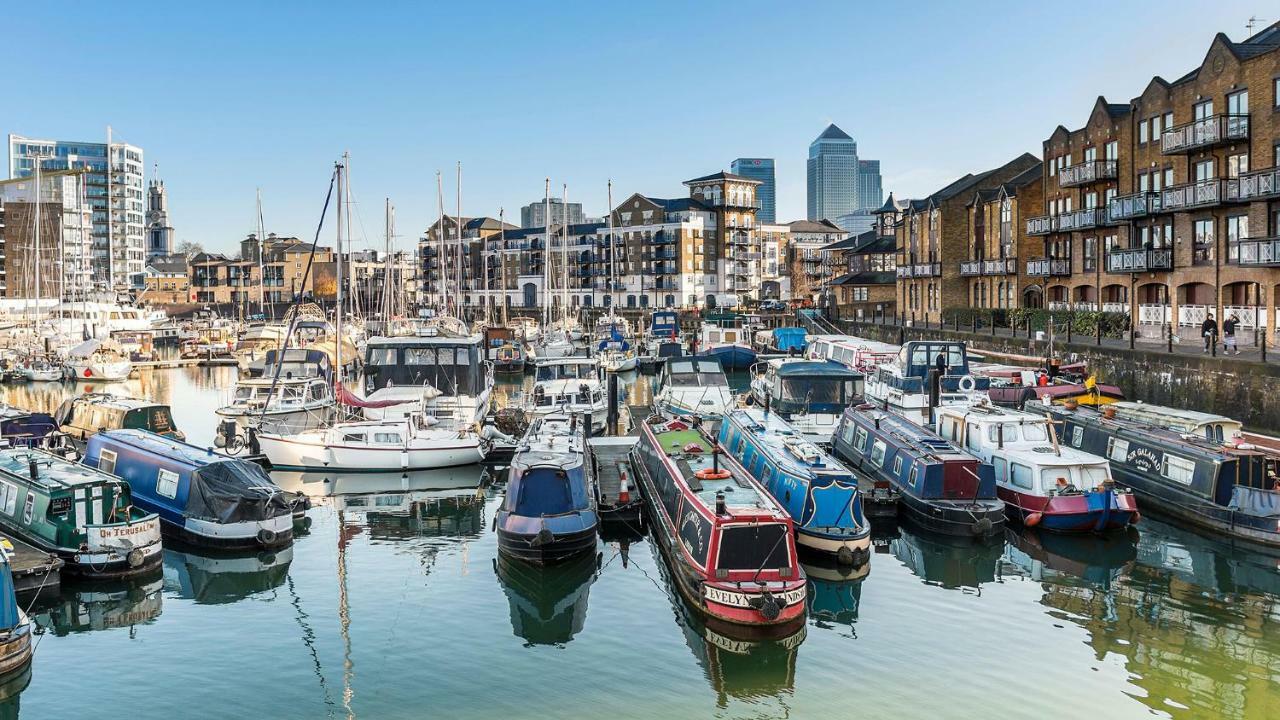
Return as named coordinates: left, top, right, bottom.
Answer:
left=1223, top=313, right=1240, bottom=355
left=1201, top=314, right=1218, bottom=353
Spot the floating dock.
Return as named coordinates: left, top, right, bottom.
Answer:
left=3, top=532, right=62, bottom=600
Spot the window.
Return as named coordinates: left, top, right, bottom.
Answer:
left=1163, top=167, right=1174, bottom=188
left=965, top=422, right=981, bottom=451
left=157, top=468, right=179, bottom=499
left=1194, top=219, right=1214, bottom=264
left=1194, top=100, right=1213, bottom=120
left=1139, top=122, right=1148, bottom=144
left=1227, top=215, right=1249, bottom=263
left=1228, top=154, right=1249, bottom=178
left=1194, top=160, right=1215, bottom=182
left=1151, top=115, right=1162, bottom=138
left=1163, top=111, right=1174, bottom=129
left=1071, top=426, right=1083, bottom=448
left=1275, top=77, right=1280, bottom=108
left=1010, top=463, right=1033, bottom=489
left=1227, top=89, right=1248, bottom=116
left=0, top=482, right=14, bottom=516
left=1105, top=141, right=1118, bottom=161
left=993, top=457, right=1008, bottom=483
left=1162, top=454, right=1196, bottom=485
left=893, top=456, right=903, bottom=475
left=22, top=494, right=33, bottom=524
left=870, top=440, right=887, bottom=468
left=99, top=449, right=117, bottom=475
left=1084, top=237, right=1097, bottom=271
left=1106, top=437, right=1129, bottom=463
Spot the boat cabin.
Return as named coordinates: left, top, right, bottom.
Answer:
left=0, top=405, right=57, bottom=447
left=363, top=335, right=485, bottom=397
left=648, top=310, right=679, bottom=339
left=750, top=360, right=862, bottom=415
left=534, top=358, right=600, bottom=383
left=658, top=359, right=728, bottom=393
left=806, top=335, right=898, bottom=373
left=1107, top=402, right=1242, bottom=444
left=55, top=394, right=183, bottom=442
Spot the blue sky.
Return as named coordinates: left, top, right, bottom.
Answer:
left=4, top=1, right=1269, bottom=254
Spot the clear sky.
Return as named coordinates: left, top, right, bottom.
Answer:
left=4, top=1, right=1270, bottom=254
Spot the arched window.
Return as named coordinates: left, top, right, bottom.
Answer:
left=665, top=294, right=675, bottom=308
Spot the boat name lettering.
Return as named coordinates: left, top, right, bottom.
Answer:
left=703, top=585, right=805, bottom=608
left=680, top=510, right=706, bottom=556
left=1126, top=446, right=1161, bottom=472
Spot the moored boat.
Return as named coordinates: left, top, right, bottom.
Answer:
left=748, top=359, right=863, bottom=445
left=653, top=358, right=734, bottom=419
left=721, top=409, right=871, bottom=565
left=496, top=414, right=598, bottom=564
left=633, top=415, right=806, bottom=631
left=0, top=405, right=57, bottom=449
left=0, top=447, right=163, bottom=578
left=55, top=394, right=185, bottom=445
left=62, top=338, right=132, bottom=382
left=694, top=313, right=756, bottom=370
left=863, top=340, right=988, bottom=426
left=523, top=357, right=609, bottom=433
left=485, top=327, right=526, bottom=374
left=0, top=554, right=33, bottom=682
left=832, top=405, right=1005, bottom=537
left=256, top=412, right=491, bottom=472
left=215, top=348, right=336, bottom=436
left=935, top=402, right=1138, bottom=533
left=84, top=430, right=294, bottom=550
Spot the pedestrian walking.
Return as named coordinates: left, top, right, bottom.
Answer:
left=1223, top=313, right=1240, bottom=355
left=1201, top=313, right=1218, bottom=353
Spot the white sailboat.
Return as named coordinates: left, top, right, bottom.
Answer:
left=63, top=338, right=132, bottom=382
left=597, top=180, right=636, bottom=373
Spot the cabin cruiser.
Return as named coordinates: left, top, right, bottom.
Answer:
left=935, top=401, right=1137, bottom=533
left=748, top=359, right=863, bottom=445
left=215, top=348, right=336, bottom=435
left=16, top=356, right=61, bottom=382
left=641, top=310, right=683, bottom=367
left=863, top=340, right=989, bottom=427
left=44, top=300, right=160, bottom=339
left=524, top=357, right=608, bottom=433
left=257, top=410, right=491, bottom=472
left=496, top=413, right=598, bottom=563
left=806, top=334, right=899, bottom=373
left=653, top=358, right=733, bottom=419
left=234, top=323, right=288, bottom=370
left=359, top=331, right=493, bottom=425
left=695, top=313, right=756, bottom=370
left=63, top=338, right=132, bottom=382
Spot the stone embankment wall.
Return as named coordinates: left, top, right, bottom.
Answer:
left=837, top=319, right=1280, bottom=434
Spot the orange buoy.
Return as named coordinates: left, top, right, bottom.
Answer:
left=1025, top=512, right=1043, bottom=527
left=83, top=368, right=93, bottom=378
left=694, top=468, right=731, bottom=481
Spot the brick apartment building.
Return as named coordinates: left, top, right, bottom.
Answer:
left=961, top=163, right=1044, bottom=310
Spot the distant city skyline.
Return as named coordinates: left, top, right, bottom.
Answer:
left=730, top=158, right=776, bottom=223
left=1, top=2, right=1266, bottom=252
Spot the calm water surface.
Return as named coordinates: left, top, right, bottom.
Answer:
left=0, top=367, right=1277, bottom=719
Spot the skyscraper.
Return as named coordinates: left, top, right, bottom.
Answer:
left=806, top=124, right=882, bottom=229
left=8, top=133, right=146, bottom=289
left=730, top=158, right=775, bottom=223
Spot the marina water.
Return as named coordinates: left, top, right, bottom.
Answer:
left=1, top=367, right=1278, bottom=719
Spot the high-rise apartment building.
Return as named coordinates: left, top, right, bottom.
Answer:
left=8, top=132, right=146, bottom=290
left=520, top=197, right=585, bottom=228
left=806, top=124, right=883, bottom=228
left=730, top=158, right=776, bottom=223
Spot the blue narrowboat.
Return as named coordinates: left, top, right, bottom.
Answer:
left=832, top=405, right=1005, bottom=537
left=0, top=554, right=33, bottom=681
left=496, top=414, right=599, bottom=564
left=1044, top=403, right=1280, bottom=551
left=721, top=409, right=871, bottom=566
left=84, top=430, right=294, bottom=550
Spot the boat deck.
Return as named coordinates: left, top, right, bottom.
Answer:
left=589, top=437, right=639, bottom=507
left=3, top=532, right=62, bottom=599
left=649, top=426, right=774, bottom=513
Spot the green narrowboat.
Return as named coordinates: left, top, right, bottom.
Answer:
left=0, top=447, right=163, bottom=579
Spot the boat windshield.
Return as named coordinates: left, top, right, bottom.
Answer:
left=511, top=467, right=577, bottom=516
left=716, top=523, right=790, bottom=571
left=987, top=423, right=1049, bottom=442
left=364, top=344, right=480, bottom=395
left=781, top=378, right=856, bottom=405
left=535, top=364, right=596, bottom=382
left=670, top=371, right=727, bottom=388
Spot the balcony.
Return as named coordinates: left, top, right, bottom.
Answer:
left=1161, top=179, right=1223, bottom=211
left=1058, top=160, right=1118, bottom=188
left=1026, top=215, right=1054, bottom=236
left=1026, top=258, right=1071, bottom=277
left=1161, top=114, right=1249, bottom=154
left=1106, top=248, right=1173, bottom=273
left=651, top=231, right=677, bottom=245
left=911, top=262, right=941, bottom=277
left=1107, top=192, right=1161, bottom=222
left=1236, top=236, right=1280, bottom=266
left=959, top=261, right=982, bottom=276
left=653, top=262, right=678, bottom=275
left=896, top=266, right=914, bottom=279
left=1225, top=166, right=1280, bottom=202
left=982, top=258, right=1016, bottom=275
left=1056, top=207, right=1106, bottom=232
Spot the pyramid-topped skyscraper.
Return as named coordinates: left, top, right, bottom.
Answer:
left=806, top=123, right=882, bottom=230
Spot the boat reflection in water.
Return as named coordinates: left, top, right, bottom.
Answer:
left=1036, top=518, right=1280, bottom=718
left=1000, top=527, right=1136, bottom=590
left=890, top=523, right=1005, bottom=591
left=493, top=550, right=599, bottom=646
left=0, top=660, right=30, bottom=720
left=653, top=549, right=804, bottom=710
left=32, top=574, right=164, bottom=636
left=270, top=465, right=490, bottom=502
left=802, top=559, right=867, bottom=635
left=163, top=547, right=294, bottom=605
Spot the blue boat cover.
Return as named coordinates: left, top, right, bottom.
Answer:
left=0, top=555, right=18, bottom=632
left=772, top=327, right=807, bottom=351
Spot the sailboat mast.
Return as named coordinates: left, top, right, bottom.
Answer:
left=499, top=208, right=508, bottom=326
left=105, top=125, right=114, bottom=294
left=543, top=178, right=550, bottom=328
left=344, top=153, right=356, bottom=321
left=32, top=150, right=42, bottom=327
left=456, top=161, right=463, bottom=321
left=435, top=171, right=446, bottom=314
left=335, top=160, right=345, bottom=385
left=562, top=184, right=570, bottom=324
left=257, top=188, right=269, bottom=320
left=608, top=179, right=615, bottom=321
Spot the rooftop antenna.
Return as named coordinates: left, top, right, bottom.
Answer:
left=1247, top=16, right=1261, bottom=34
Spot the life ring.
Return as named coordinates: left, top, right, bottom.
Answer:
left=694, top=468, right=731, bottom=481
left=958, top=375, right=976, bottom=392
left=257, top=528, right=278, bottom=546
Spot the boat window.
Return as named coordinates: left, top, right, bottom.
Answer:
left=993, top=457, right=1008, bottom=483
left=1107, top=438, right=1129, bottom=463
left=284, top=386, right=304, bottom=401
left=724, top=331, right=737, bottom=343
left=510, top=467, right=578, bottom=515
left=1205, top=424, right=1224, bottom=443
left=99, top=449, right=118, bottom=475
left=1080, top=465, right=1110, bottom=489
left=1010, top=463, right=1033, bottom=490
left=908, top=465, right=917, bottom=487
left=343, top=432, right=367, bottom=443
left=1071, top=426, right=1083, bottom=448
left=1021, top=424, right=1048, bottom=442
left=716, top=523, right=790, bottom=571
left=854, top=427, right=868, bottom=452
left=1162, top=454, right=1195, bottom=485
left=373, top=433, right=402, bottom=444
left=367, top=347, right=398, bottom=365
left=892, top=456, right=903, bottom=475
left=965, top=423, right=981, bottom=451
left=782, top=378, right=844, bottom=405
left=1039, top=467, right=1073, bottom=492
left=157, top=468, right=180, bottom=499
left=235, top=387, right=253, bottom=401
left=870, top=441, right=886, bottom=468
left=22, top=493, right=34, bottom=524
left=0, top=481, right=15, bottom=515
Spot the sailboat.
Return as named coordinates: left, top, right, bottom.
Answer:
left=597, top=180, right=637, bottom=373
left=532, top=180, right=579, bottom=363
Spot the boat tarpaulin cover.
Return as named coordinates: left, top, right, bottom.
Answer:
left=1228, top=485, right=1280, bottom=518
left=0, top=557, right=18, bottom=631
left=189, top=461, right=292, bottom=523
left=335, top=382, right=417, bottom=409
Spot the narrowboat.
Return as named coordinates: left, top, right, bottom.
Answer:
left=653, top=358, right=734, bottom=419
left=832, top=405, right=1005, bottom=537
left=633, top=415, right=807, bottom=632
left=935, top=402, right=1138, bottom=533
left=695, top=313, right=757, bottom=370
left=484, top=326, right=526, bottom=374
left=720, top=409, right=871, bottom=566
left=84, top=430, right=294, bottom=550
left=748, top=359, right=863, bottom=445
left=1106, top=401, right=1242, bottom=444
left=55, top=394, right=184, bottom=445
left=0, top=554, right=33, bottom=682
left=752, top=327, right=807, bottom=354
left=805, top=334, right=898, bottom=373
left=496, top=414, right=599, bottom=564
left=987, top=379, right=1124, bottom=410
left=0, top=405, right=57, bottom=448
left=1043, top=403, right=1280, bottom=550
left=0, top=447, right=163, bottom=578
left=863, top=340, right=989, bottom=427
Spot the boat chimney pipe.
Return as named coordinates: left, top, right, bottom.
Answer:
left=28, top=458, right=38, bottom=481
left=713, top=449, right=720, bottom=475
left=715, top=491, right=727, bottom=516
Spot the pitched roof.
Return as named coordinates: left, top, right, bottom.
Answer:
left=830, top=271, right=895, bottom=286
left=683, top=171, right=761, bottom=185
left=875, top=192, right=909, bottom=214
left=645, top=197, right=709, bottom=213
left=146, top=254, right=188, bottom=274
left=816, top=123, right=852, bottom=141
left=787, top=219, right=844, bottom=234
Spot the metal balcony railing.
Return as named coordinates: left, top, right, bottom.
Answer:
left=1161, top=114, right=1249, bottom=154
left=1162, top=179, right=1223, bottom=211
left=1235, top=237, right=1280, bottom=266
left=1058, top=160, right=1118, bottom=188
left=1105, top=248, right=1173, bottom=273
left=1225, top=166, right=1280, bottom=202
left=1107, top=192, right=1161, bottom=222
left=959, top=261, right=981, bottom=276
left=1026, top=216, right=1054, bottom=236
left=1026, top=258, right=1071, bottom=277
left=1056, top=207, right=1106, bottom=232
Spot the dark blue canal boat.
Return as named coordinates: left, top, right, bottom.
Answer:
left=832, top=405, right=1005, bottom=538
left=0, top=405, right=56, bottom=448
left=1044, top=404, right=1280, bottom=551
left=84, top=430, right=294, bottom=550
left=496, top=414, right=599, bottom=564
